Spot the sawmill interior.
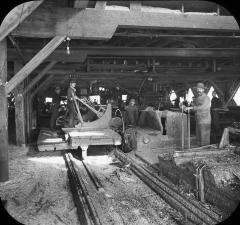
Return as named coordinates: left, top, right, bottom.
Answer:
left=1, top=0, right=240, bottom=224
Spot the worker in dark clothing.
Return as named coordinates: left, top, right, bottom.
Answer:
left=211, top=91, right=222, bottom=109
left=50, top=86, right=62, bottom=130
left=67, top=80, right=77, bottom=127
left=125, top=98, right=139, bottom=126
left=186, top=82, right=211, bottom=146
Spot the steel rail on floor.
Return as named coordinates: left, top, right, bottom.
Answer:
left=63, top=152, right=102, bottom=225
left=114, top=149, right=222, bottom=225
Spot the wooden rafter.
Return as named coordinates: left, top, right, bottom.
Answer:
left=22, top=61, right=57, bottom=95
left=208, top=79, right=224, bottom=96
left=36, top=70, right=240, bottom=80
left=8, top=35, right=26, bottom=65
left=12, top=5, right=239, bottom=38
left=30, top=74, right=54, bottom=100
left=224, top=80, right=240, bottom=107
left=7, top=47, right=240, bottom=63
left=6, top=36, right=65, bottom=94
left=0, top=0, right=43, bottom=42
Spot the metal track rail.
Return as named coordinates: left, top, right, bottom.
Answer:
left=63, top=152, right=102, bottom=225
left=114, top=149, right=222, bottom=225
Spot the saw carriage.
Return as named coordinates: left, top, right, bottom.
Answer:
left=37, top=93, right=122, bottom=158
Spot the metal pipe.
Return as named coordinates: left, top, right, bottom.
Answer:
left=115, top=108, right=125, bottom=134
left=181, top=106, right=185, bottom=150
left=199, top=165, right=207, bottom=202
left=187, top=108, right=191, bottom=149
left=195, top=164, right=206, bottom=202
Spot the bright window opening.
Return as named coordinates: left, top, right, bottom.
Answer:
left=180, top=97, right=184, bottom=103
left=45, top=97, right=52, bottom=103
left=99, top=87, right=105, bottom=91
left=89, top=95, right=100, bottom=104
left=169, top=90, right=177, bottom=101
left=186, top=88, right=194, bottom=104
left=122, top=95, right=127, bottom=101
left=233, top=86, right=240, bottom=106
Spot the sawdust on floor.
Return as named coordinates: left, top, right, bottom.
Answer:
left=0, top=145, right=79, bottom=225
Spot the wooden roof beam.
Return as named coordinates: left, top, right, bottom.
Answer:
left=7, top=47, right=240, bottom=63
left=11, top=4, right=239, bottom=38
left=0, top=0, right=43, bottom=42
left=49, top=71, right=240, bottom=80
left=6, top=36, right=65, bottom=94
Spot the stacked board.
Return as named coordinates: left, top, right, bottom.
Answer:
left=37, top=128, right=70, bottom=151
left=63, top=128, right=122, bottom=148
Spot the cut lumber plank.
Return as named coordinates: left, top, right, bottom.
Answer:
left=6, top=36, right=65, bottom=94
left=0, top=0, right=43, bottom=42
left=173, top=148, right=229, bottom=158
left=37, top=128, right=70, bottom=151
left=219, top=127, right=230, bottom=148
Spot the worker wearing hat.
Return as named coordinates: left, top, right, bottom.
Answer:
left=185, top=82, right=211, bottom=146
left=67, top=79, right=77, bottom=127
left=125, top=98, right=139, bottom=126
left=50, top=86, right=62, bottom=130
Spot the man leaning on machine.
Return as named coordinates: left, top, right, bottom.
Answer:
left=185, top=82, right=211, bottom=147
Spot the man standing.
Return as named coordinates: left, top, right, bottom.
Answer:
left=50, top=86, right=62, bottom=130
left=211, top=91, right=222, bottom=109
left=125, top=98, right=139, bottom=126
left=186, top=82, right=211, bottom=146
left=67, top=79, right=77, bottom=127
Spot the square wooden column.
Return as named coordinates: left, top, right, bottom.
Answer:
left=0, top=39, right=9, bottom=182
left=14, top=61, right=26, bottom=146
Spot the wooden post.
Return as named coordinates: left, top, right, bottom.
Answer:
left=14, top=61, right=26, bottom=146
left=0, top=39, right=9, bottom=182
